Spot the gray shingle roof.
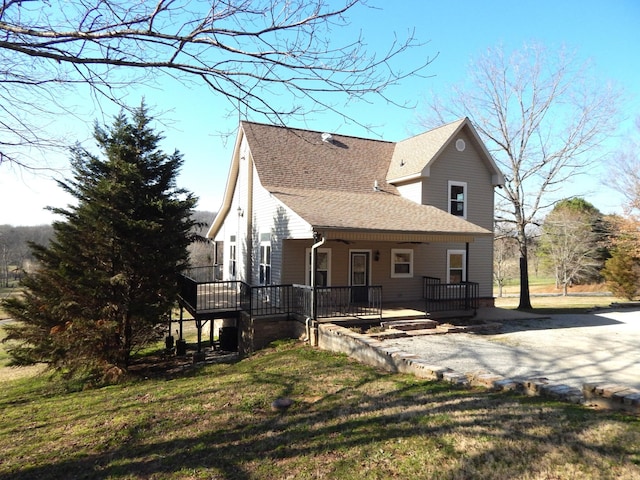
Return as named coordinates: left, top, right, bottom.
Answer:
left=242, top=122, right=397, bottom=194
left=270, top=187, right=491, bottom=235
left=241, top=121, right=493, bottom=237
left=387, top=118, right=466, bottom=181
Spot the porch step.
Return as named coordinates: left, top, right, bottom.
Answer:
left=381, top=319, right=438, bottom=331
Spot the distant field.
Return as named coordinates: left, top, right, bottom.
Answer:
left=494, top=277, right=622, bottom=311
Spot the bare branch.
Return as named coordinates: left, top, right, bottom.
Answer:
left=421, top=42, right=622, bottom=308
left=0, top=0, right=434, bottom=168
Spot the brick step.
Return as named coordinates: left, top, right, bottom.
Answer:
left=381, top=319, right=438, bottom=331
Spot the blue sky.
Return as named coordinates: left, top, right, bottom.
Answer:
left=1, top=0, right=639, bottom=226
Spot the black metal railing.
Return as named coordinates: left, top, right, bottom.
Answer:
left=291, top=284, right=382, bottom=319
left=178, top=269, right=248, bottom=314
left=292, top=285, right=313, bottom=318
left=178, top=270, right=383, bottom=320
left=423, top=276, right=479, bottom=313
left=316, top=285, right=383, bottom=319
left=249, top=284, right=294, bottom=317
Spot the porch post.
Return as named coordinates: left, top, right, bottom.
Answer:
left=465, top=242, right=470, bottom=281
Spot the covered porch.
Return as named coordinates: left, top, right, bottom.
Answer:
left=176, top=267, right=479, bottom=332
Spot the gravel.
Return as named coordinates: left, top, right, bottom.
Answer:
left=385, top=309, right=640, bottom=391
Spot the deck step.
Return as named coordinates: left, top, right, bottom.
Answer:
left=381, top=319, right=438, bottom=331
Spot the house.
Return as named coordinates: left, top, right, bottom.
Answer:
left=177, top=118, right=503, bottom=353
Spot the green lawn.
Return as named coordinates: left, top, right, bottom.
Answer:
left=0, top=340, right=639, bottom=479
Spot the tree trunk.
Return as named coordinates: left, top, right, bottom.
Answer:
left=518, top=256, right=533, bottom=310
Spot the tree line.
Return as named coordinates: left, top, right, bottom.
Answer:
left=1, top=213, right=216, bottom=289
left=0, top=224, right=54, bottom=287
left=495, top=194, right=640, bottom=300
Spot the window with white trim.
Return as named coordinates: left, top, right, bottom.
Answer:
left=391, top=249, right=413, bottom=278
left=306, top=248, right=331, bottom=286
left=259, top=234, right=271, bottom=285
left=448, top=181, right=467, bottom=218
left=447, top=250, right=466, bottom=283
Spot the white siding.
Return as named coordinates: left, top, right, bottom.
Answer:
left=396, top=180, right=423, bottom=204
left=212, top=137, right=252, bottom=282
left=250, top=162, right=313, bottom=285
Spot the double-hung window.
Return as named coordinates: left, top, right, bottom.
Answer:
left=259, top=233, right=271, bottom=285
left=447, top=250, right=466, bottom=283
left=306, top=248, right=331, bottom=286
left=448, top=181, right=467, bottom=218
left=391, top=249, right=413, bottom=278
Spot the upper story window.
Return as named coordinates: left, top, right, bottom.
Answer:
left=448, top=181, right=467, bottom=218
left=391, top=249, right=413, bottom=278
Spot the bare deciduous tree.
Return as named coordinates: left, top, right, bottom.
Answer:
left=540, top=203, right=602, bottom=295
left=0, top=0, right=432, bottom=169
left=607, top=116, right=640, bottom=258
left=493, top=226, right=519, bottom=298
left=422, top=43, right=621, bottom=309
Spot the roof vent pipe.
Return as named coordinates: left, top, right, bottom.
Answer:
left=321, top=132, right=333, bottom=143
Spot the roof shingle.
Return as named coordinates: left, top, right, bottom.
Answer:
left=240, top=120, right=493, bottom=237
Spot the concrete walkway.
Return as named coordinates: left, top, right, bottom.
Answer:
left=385, top=307, right=640, bottom=391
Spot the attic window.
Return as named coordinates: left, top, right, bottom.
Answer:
left=455, top=139, right=466, bottom=152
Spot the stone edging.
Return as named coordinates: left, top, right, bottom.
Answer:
left=317, top=323, right=640, bottom=415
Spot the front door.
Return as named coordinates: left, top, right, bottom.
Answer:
left=350, top=251, right=370, bottom=303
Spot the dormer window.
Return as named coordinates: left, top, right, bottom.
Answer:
left=448, top=181, right=467, bottom=218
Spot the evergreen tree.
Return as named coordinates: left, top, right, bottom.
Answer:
left=602, top=250, right=640, bottom=300
left=1, top=104, right=197, bottom=382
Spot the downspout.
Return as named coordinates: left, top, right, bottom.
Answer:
left=465, top=241, right=471, bottom=311
left=307, top=231, right=325, bottom=346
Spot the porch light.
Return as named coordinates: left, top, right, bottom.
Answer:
left=237, top=206, right=244, bottom=217
left=374, top=250, right=380, bottom=261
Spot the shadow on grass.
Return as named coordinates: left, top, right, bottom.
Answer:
left=1, top=349, right=638, bottom=480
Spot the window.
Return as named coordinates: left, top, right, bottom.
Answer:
left=448, top=181, right=467, bottom=218
left=229, top=236, right=236, bottom=278
left=306, top=248, right=331, bottom=286
left=259, top=235, right=271, bottom=285
left=447, top=250, right=466, bottom=283
left=391, top=249, right=413, bottom=278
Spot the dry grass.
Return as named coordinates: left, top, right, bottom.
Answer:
left=494, top=281, right=624, bottom=311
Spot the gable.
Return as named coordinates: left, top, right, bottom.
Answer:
left=387, top=118, right=504, bottom=186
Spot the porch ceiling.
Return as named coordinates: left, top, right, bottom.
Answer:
left=321, top=229, right=477, bottom=243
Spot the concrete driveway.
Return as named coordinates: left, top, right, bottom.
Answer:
left=385, top=308, right=640, bottom=391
